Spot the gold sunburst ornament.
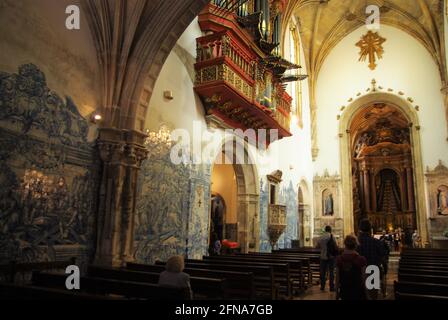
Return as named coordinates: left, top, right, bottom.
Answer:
left=356, top=31, right=386, bottom=70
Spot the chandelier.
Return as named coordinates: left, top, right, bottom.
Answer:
left=145, top=125, right=173, bottom=156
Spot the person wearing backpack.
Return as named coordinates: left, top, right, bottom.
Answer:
left=336, top=235, right=367, bottom=300
left=316, top=225, right=339, bottom=291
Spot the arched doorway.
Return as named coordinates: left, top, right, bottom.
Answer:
left=350, top=104, right=416, bottom=233
left=209, top=193, right=227, bottom=254
left=339, top=93, right=428, bottom=243
left=209, top=139, right=260, bottom=253
left=298, top=180, right=312, bottom=246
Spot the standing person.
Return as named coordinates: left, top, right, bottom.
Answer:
left=336, top=235, right=367, bottom=300
left=316, top=226, right=339, bottom=291
left=357, top=219, right=386, bottom=300
left=158, top=255, right=193, bottom=299
left=214, top=238, right=222, bottom=255
left=393, top=230, right=400, bottom=252
left=379, top=230, right=391, bottom=297
left=404, top=226, right=413, bottom=248
left=379, top=231, right=391, bottom=272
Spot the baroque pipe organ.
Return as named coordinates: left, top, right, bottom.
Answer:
left=194, top=0, right=302, bottom=145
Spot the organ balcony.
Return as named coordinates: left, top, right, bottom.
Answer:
left=194, top=2, right=299, bottom=146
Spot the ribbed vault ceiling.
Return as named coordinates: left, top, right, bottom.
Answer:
left=283, top=0, right=446, bottom=83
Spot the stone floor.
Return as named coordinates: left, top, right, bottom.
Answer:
left=296, top=253, right=399, bottom=300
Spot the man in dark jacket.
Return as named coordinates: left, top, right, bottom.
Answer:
left=357, top=219, right=386, bottom=300
left=316, top=225, right=338, bottom=291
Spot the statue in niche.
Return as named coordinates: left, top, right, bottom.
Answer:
left=437, top=186, right=448, bottom=216
left=323, top=191, right=334, bottom=216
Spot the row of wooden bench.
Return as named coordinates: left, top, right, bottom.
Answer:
left=395, top=248, right=448, bottom=300
left=0, top=248, right=322, bottom=300
left=0, top=259, right=77, bottom=283
left=148, top=251, right=314, bottom=299
left=0, top=264, right=217, bottom=300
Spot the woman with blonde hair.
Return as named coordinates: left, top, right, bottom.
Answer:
left=158, top=255, right=193, bottom=299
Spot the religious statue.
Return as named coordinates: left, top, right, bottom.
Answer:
left=354, top=132, right=373, bottom=157
left=437, top=187, right=448, bottom=216
left=323, top=193, right=334, bottom=216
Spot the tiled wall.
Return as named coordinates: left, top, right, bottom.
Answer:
left=133, top=141, right=211, bottom=263
left=0, top=64, right=98, bottom=265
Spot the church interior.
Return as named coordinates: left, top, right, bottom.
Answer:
left=1, top=0, right=448, bottom=302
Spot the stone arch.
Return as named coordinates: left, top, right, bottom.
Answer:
left=339, top=92, right=428, bottom=243
left=82, top=0, right=209, bottom=130
left=211, top=138, right=260, bottom=253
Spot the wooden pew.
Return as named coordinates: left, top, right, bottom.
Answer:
left=395, top=249, right=448, bottom=300
left=400, top=255, right=448, bottom=261
left=239, top=252, right=312, bottom=290
left=155, top=260, right=277, bottom=300
left=204, top=255, right=298, bottom=296
left=394, top=281, right=448, bottom=297
left=398, top=267, right=448, bottom=277
left=0, top=282, right=118, bottom=300
left=32, top=271, right=189, bottom=300
left=399, top=260, right=448, bottom=270
left=402, top=248, right=448, bottom=256
left=183, top=261, right=277, bottom=300
left=395, top=292, right=448, bottom=301
left=0, top=258, right=76, bottom=283
left=272, top=250, right=321, bottom=284
left=398, top=273, right=448, bottom=285
left=191, top=258, right=287, bottom=299
left=272, top=248, right=320, bottom=255
left=87, top=265, right=226, bottom=299
left=126, top=262, right=255, bottom=300
left=399, top=255, right=448, bottom=262
left=398, top=263, right=448, bottom=272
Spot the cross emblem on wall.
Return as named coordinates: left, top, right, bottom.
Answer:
left=356, top=31, right=386, bottom=70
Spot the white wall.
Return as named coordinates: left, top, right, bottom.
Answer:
left=314, top=25, right=448, bottom=176
left=0, top=0, right=100, bottom=118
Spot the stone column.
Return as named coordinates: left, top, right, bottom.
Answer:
left=363, top=168, right=371, bottom=213
left=441, top=85, right=448, bottom=141
left=95, top=128, right=148, bottom=267
left=406, top=167, right=415, bottom=212
left=359, top=169, right=365, bottom=213
left=370, top=169, right=377, bottom=212
left=400, top=169, right=408, bottom=212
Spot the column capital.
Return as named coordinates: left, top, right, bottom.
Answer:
left=441, top=85, right=448, bottom=95
left=97, top=128, right=148, bottom=167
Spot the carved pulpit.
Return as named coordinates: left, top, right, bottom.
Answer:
left=267, top=170, right=287, bottom=249
left=268, top=203, right=287, bottom=249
